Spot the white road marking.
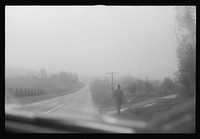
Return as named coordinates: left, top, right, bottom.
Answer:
left=43, top=104, right=64, bottom=115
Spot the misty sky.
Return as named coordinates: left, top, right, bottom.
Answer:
left=5, top=6, right=179, bottom=80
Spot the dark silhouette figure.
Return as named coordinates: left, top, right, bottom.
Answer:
left=113, top=84, right=123, bottom=115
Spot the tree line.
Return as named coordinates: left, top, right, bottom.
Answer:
left=89, top=76, right=179, bottom=107
left=6, top=68, right=80, bottom=84
left=121, top=76, right=179, bottom=95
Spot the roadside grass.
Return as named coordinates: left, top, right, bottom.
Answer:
left=121, top=96, right=190, bottom=122
left=95, top=95, right=165, bottom=113
left=127, top=96, right=154, bottom=104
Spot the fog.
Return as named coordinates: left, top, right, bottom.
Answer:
left=5, top=6, right=178, bottom=80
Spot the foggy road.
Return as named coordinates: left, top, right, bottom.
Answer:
left=18, top=84, right=101, bottom=121
left=5, top=83, right=178, bottom=122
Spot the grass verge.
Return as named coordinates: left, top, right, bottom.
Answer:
left=121, top=96, right=192, bottom=122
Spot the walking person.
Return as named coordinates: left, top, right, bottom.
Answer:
left=113, top=84, right=124, bottom=115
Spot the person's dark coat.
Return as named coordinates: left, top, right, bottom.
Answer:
left=113, top=88, right=123, bottom=104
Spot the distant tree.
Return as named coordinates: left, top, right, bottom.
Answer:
left=174, top=6, right=196, bottom=97
left=59, top=71, right=68, bottom=80
left=39, top=68, right=47, bottom=78
left=120, top=75, right=135, bottom=91
left=128, top=81, right=138, bottom=93
left=128, top=78, right=151, bottom=94
left=151, top=80, right=161, bottom=93
left=68, top=73, right=74, bottom=81
left=160, top=77, right=176, bottom=94
left=144, top=80, right=154, bottom=93
left=73, top=73, right=79, bottom=83
left=136, top=79, right=144, bottom=94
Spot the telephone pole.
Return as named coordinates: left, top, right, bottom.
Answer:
left=106, top=72, right=119, bottom=94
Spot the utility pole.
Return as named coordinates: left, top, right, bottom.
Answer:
left=106, top=72, right=119, bottom=94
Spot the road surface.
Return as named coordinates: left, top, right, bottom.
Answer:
left=6, top=84, right=103, bottom=122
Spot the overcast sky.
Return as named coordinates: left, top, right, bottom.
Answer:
left=5, top=6, right=178, bottom=80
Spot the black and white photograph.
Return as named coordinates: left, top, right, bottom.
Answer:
left=5, top=6, right=196, bottom=133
